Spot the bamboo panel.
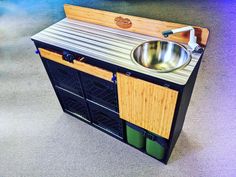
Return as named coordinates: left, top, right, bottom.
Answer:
left=117, top=73, right=178, bottom=139
left=64, top=4, right=209, bottom=46
left=38, top=48, right=113, bottom=82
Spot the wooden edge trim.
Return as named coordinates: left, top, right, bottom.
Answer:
left=38, top=48, right=113, bottom=82
left=64, top=4, right=209, bottom=46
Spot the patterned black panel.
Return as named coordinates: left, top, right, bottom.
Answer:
left=89, top=101, right=123, bottom=139
left=81, top=73, right=117, bottom=111
left=56, top=88, right=90, bottom=121
left=45, top=59, right=83, bottom=96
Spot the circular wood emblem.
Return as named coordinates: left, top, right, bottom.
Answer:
left=114, top=16, right=132, bottom=29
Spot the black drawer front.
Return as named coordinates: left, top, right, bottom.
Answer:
left=89, top=101, right=123, bottom=139
left=56, top=87, right=90, bottom=122
left=81, top=73, right=118, bottom=111
left=45, top=59, right=83, bottom=96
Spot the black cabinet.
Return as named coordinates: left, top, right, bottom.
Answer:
left=34, top=39, right=204, bottom=164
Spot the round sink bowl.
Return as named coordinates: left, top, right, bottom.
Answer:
left=131, top=40, right=191, bottom=73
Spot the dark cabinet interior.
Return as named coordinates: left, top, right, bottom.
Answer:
left=45, top=59, right=83, bottom=96
left=81, top=73, right=118, bottom=112
left=55, top=87, right=90, bottom=122
left=42, top=55, right=123, bottom=139
left=88, top=101, right=123, bottom=139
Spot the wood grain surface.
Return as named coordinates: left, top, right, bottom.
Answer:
left=117, top=73, right=179, bottom=139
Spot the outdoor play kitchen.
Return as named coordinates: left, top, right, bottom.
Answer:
left=31, top=4, right=209, bottom=164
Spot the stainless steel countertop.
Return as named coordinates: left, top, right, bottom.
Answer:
left=31, top=18, right=203, bottom=85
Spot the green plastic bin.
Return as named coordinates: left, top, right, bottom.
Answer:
left=126, top=122, right=146, bottom=149
left=146, top=133, right=166, bottom=160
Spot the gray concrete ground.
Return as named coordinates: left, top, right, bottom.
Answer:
left=0, top=1, right=236, bottom=177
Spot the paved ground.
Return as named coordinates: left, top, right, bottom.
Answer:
left=0, top=0, right=236, bottom=177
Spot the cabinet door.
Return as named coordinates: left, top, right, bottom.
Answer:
left=117, top=73, right=178, bottom=139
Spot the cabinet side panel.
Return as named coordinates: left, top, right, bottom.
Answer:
left=164, top=58, right=202, bottom=163
left=117, top=73, right=178, bottom=139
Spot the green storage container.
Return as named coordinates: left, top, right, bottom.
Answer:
left=146, top=133, right=166, bottom=160
left=126, top=122, right=146, bottom=149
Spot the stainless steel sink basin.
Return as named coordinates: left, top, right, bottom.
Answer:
left=131, top=40, right=191, bottom=73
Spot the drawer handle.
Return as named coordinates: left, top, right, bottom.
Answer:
left=63, top=52, right=85, bottom=63
left=62, top=51, right=75, bottom=63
